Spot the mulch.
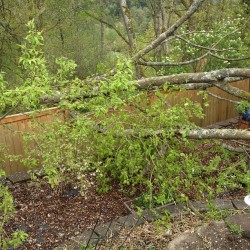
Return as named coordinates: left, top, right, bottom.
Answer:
left=4, top=175, right=133, bottom=250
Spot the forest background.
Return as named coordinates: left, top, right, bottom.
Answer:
left=1, top=0, right=250, bottom=85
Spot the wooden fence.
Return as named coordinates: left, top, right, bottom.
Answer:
left=162, top=79, right=250, bottom=127
left=0, top=79, right=249, bottom=175
left=0, top=107, right=69, bottom=175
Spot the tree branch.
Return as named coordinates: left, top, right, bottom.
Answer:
left=175, top=35, right=243, bottom=52
left=209, top=53, right=250, bottom=62
left=185, top=129, right=250, bottom=140
left=138, top=52, right=209, bottom=66
left=122, top=128, right=250, bottom=140
left=132, top=0, right=206, bottom=62
left=207, top=91, right=239, bottom=104
left=84, top=11, right=129, bottom=45
left=212, top=81, right=250, bottom=101
left=138, top=52, right=250, bottom=67
left=137, top=68, right=250, bottom=91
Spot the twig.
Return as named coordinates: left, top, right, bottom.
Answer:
left=207, top=91, right=239, bottom=104
left=0, top=102, right=20, bottom=121
left=232, top=140, right=250, bottom=148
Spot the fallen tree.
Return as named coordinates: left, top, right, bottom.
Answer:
left=103, top=127, right=250, bottom=141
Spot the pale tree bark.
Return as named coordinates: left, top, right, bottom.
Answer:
left=120, top=0, right=135, bottom=54
left=184, top=129, right=250, bottom=140
left=122, top=128, right=250, bottom=140
left=161, top=0, right=175, bottom=56
left=99, top=0, right=104, bottom=59
left=45, top=70, right=249, bottom=103
left=151, top=0, right=174, bottom=59
left=153, top=0, right=163, bottom=61
left=137, top=68, right=250, bottom=93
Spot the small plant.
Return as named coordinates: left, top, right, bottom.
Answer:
left=0, top=170, right=28, bottom=249
left=226, top=221, right=243, bottom=236
left=236, top=101, right=250, bottom=120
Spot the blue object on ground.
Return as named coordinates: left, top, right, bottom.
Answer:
left=242, top=112, right=250, bottom=121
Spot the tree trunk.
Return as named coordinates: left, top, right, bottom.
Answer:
left=120, top=0, right=142, bottom=78
left=122, top=128, right=250, bottom=140
left=137, top=68, right=250, bottom=96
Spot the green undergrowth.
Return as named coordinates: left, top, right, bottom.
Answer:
left=17, top=59, right=250, bottom=209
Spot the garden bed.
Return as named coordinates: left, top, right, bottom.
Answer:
left=3, top=118, right=250, bottom=250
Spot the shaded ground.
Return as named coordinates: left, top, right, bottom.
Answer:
left=4, top=175, right=133, bottom=250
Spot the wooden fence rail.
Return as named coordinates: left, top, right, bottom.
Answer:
left=0, top=79, right=249, bottom=175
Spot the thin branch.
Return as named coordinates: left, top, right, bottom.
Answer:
left=84, top=11, right=129, bottom=45
left=175, top=35, right=242, bottom=52
left=212, top=81, right=250, bottom=101
left=209, top=53, right=250, bottom=62
left=138, top=52, right=250, bottom=67
left=207, top=91, right=239, bottom=104
left=0, top=102, right=20, bottom=122
left=132, top=0, right=206, bottom=61
left=138, top=52, right=209, bottom=66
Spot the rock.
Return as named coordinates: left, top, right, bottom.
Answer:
left=226, top=214, right=250, bottom=239
left=7, top=171, right=31, bottom=183
left=167, top=221, right=250, bottom=250
left=62, top=188, right=79, bottom=198
left=38, top=224, right=50, bottom=232
left=232, top=199, right=249, bottom=210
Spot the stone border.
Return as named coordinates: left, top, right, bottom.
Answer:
left=54, top=198, right=249, bottom=250
left=204, top=117, right=239, bottom=129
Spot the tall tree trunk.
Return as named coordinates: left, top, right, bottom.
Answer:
left=153, top=0, right=162, bottom=61
left=120, top=0, right=142, bottom=79
left=99, top=0, right=105, bottom=60
left=100, top=21, right=104, bottom=59
left=120, top=0, right=135, bottom=54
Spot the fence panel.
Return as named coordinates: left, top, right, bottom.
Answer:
left=164, top=79, right=250, bottom=127
left=0, top=107, right=68, bottom=175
